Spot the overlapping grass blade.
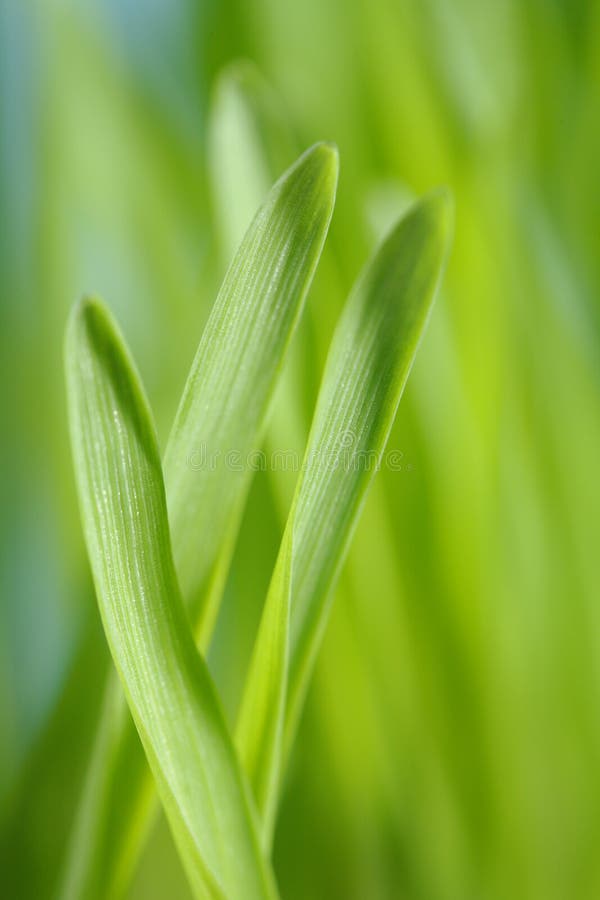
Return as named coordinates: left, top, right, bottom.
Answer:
left=237, top=191, right=453, bottom=842
left=65, top=297, right=277, bottom=900
left=60, top=144, right=338, bottom=899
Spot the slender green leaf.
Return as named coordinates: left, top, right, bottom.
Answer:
left=59, top=142, right=338, bottom=900
left=165, top=140, right=338, bottom=640
left=206, top=60, right=328, bottom=518
left=237, top=191, right=453, bottom=841
left=65, top=297, right=276, bottom=900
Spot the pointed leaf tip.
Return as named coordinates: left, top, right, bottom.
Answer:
left=287, top=141, right=339, bottom=210
left=411, top=186, right=454, bottom=247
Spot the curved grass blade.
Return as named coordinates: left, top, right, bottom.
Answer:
left=65, top=297, right=277, bottom=900
left=59, top=142, right=337, bottom=899
left=236, top=191, right=453, bottom=843
left=206, top=60, right=308, bottom=524
left=165, top=140, right=338, bottom=640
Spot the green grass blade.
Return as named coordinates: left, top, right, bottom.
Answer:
left=59, top=143, right=337, bottom=899
left=65, top=297, right=276, bottom=900
left=206, top=60, right=310, bottom=522
left=165, top=141, right=339, bottom=641
left=236, top=191, right=453, bottom=841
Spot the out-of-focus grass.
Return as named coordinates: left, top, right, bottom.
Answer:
left=1, top=0, right=599, bottom=898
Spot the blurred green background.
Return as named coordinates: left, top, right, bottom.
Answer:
left=1, top=0, right=600, bottom=898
